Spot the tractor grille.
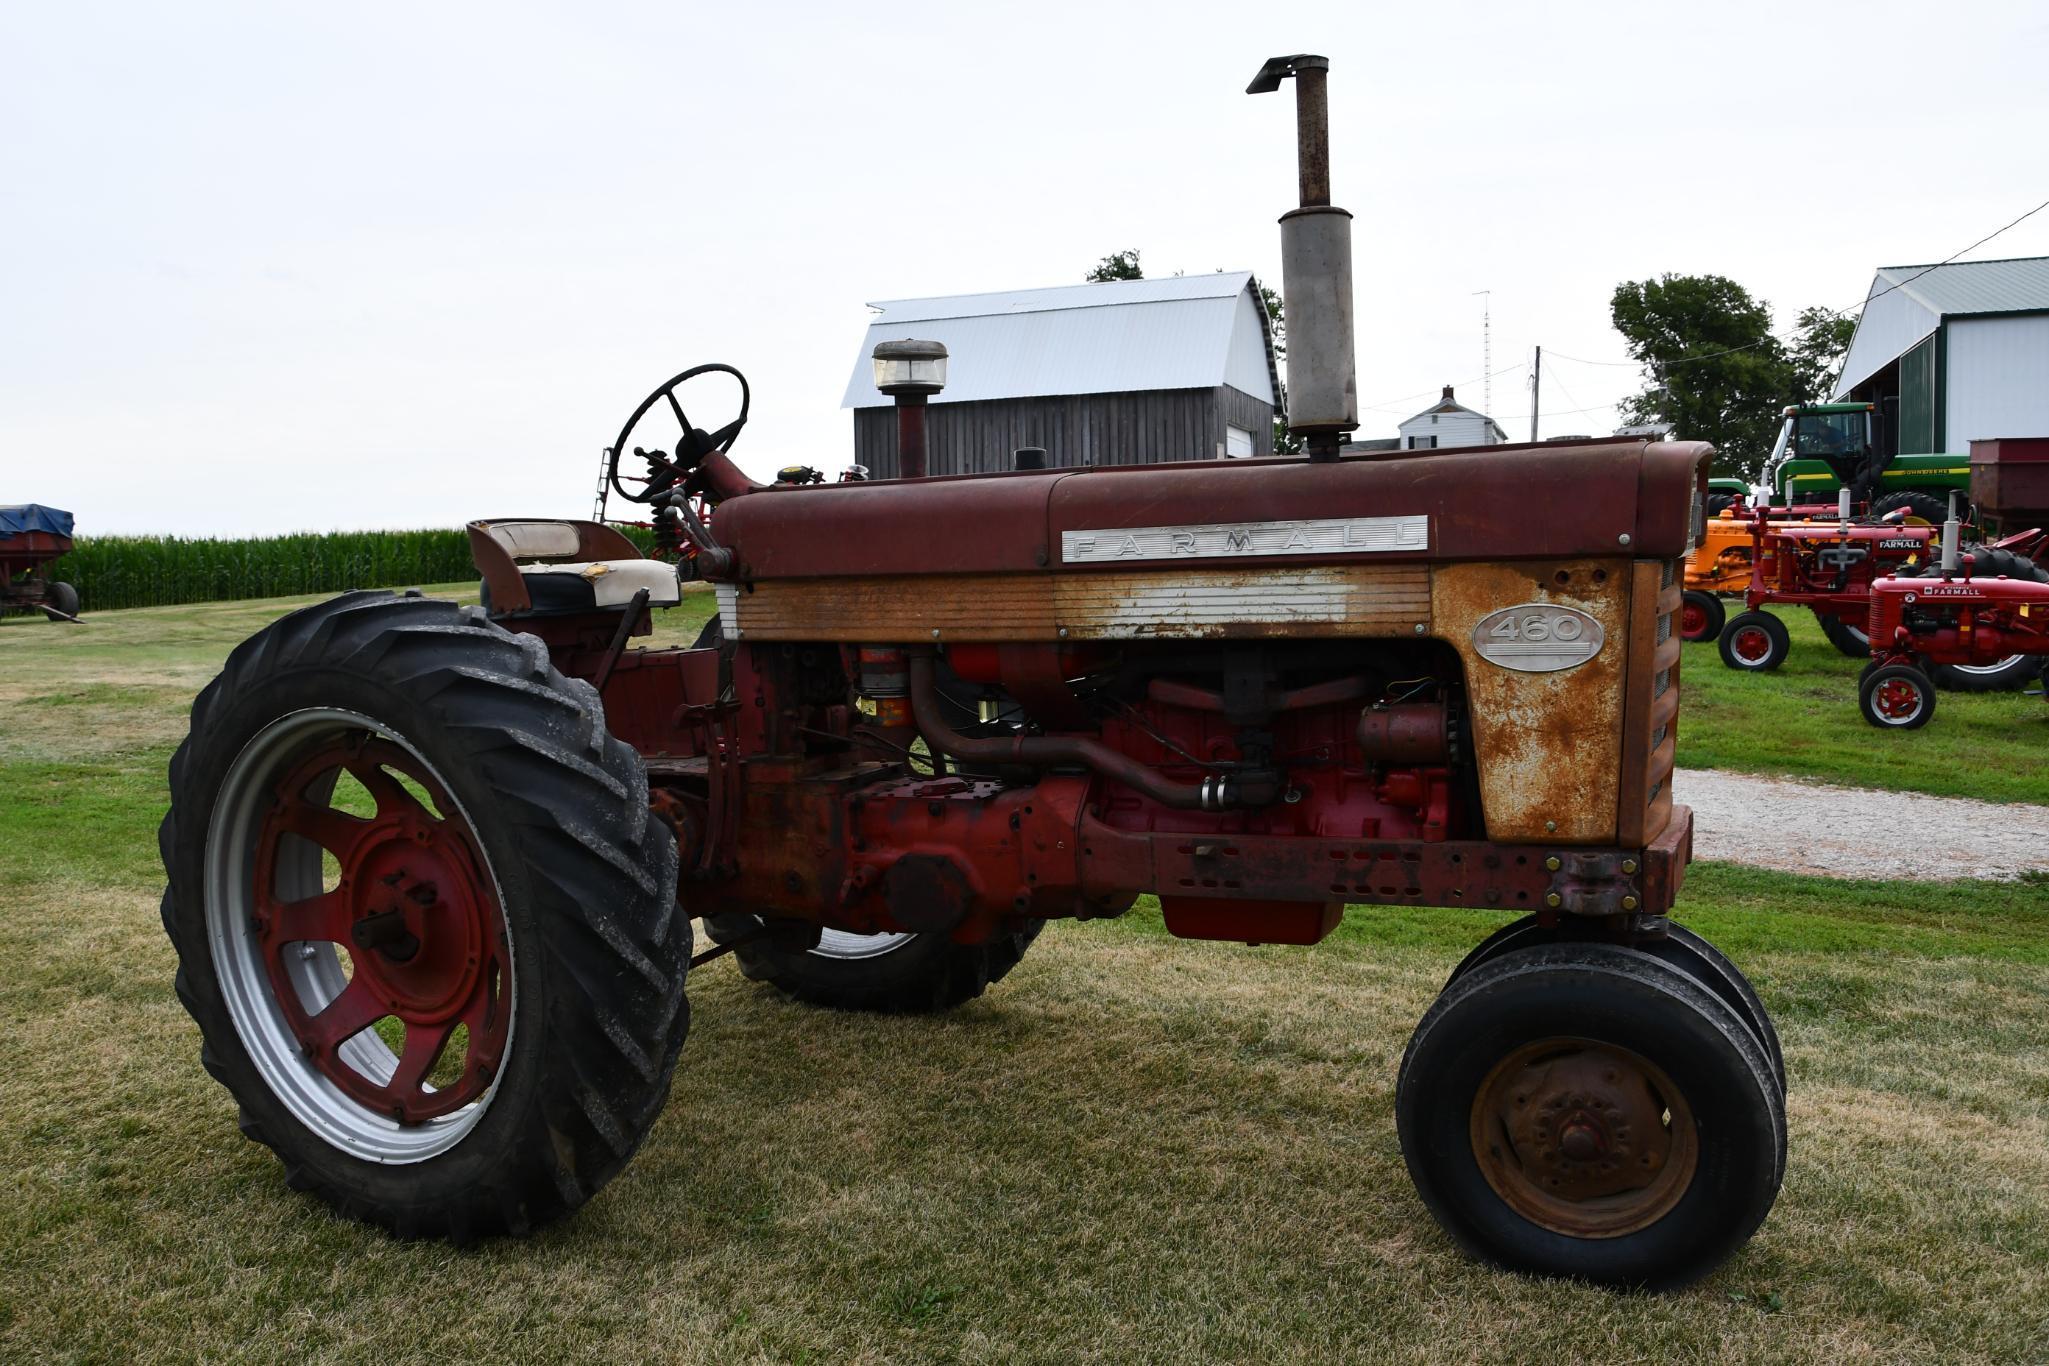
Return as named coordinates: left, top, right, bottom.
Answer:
left=1627, top=558, right=1684, bottom=845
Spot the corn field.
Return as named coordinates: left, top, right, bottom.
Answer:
left=44, top=527, right=657, bottom=612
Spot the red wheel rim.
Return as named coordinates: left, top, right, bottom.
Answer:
left=1731, top=625, right=1771, bottom=663
left=1873, top=677, right=1925, bottom=723
left=250, top=734, right=510, bottom=1123
left=1680, top=601, right=1707, bottom=639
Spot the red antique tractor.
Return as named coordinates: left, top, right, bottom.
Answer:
left=155, top=56, right=1785, bottom=1290
left=1858, top=465, right=2049, bottom=728
left=1715, top=498, right=2044, bottom=691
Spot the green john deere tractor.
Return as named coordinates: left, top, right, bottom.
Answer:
left=1706, top=403, right=1970, bottom=519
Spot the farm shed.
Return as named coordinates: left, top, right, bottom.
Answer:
left=1832, top=255, right=2049, bottom=455
left=841, top=273, right=1279, bottom=477
left=1396, top=385, right=1507, bottom=450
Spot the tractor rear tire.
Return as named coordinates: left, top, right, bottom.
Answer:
left=1705, top=493, right=1738, bottom=517
left=1860, top=662, right=1937, bottom=729
left=159, top=590, right=690, bottom=1239
left=1816, top=613, right=1870, bottom=659
left=703, top=913, right=1042, bottom=1014
left=1869, top=490, right=1951, bottom=524
left=1917, top=548, right=2049, bottom=692
left=1718, top=611, right=1790, bottom=672
left=1679, top=591, right=1725, bottom=644
left=43, top=580, right=79, bottom=621
left=1398, top=942, right=1784, bottom=1290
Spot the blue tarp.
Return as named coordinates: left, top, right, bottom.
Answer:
left=0, top=505, right=75, bottom=538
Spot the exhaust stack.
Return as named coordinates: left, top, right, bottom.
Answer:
left=1249, top=54, right=1357, bottom=462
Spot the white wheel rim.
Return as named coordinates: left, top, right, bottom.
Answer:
left=203, top=707, right=515, bottom=1163
left=1948, top=656, right=2025, bottom=677
left=810, top=928, right=917, bottom=960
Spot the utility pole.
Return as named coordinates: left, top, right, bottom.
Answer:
left=1472, top=290, right=1492, bottom=419
left=1529, top=345, right=1541, bottom=442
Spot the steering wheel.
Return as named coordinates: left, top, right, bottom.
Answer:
left=606, top=363, right=751, bottom=506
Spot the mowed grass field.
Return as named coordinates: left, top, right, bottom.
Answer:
left=1679, top=605, right=2049, bottom=804
left=2, top=587, right=2047, bottom=1362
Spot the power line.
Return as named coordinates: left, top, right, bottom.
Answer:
left=1360, top=362, right=1527, bottom=414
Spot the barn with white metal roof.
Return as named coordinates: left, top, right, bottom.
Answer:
left=1832, top=256, right=2049, bottom=456
left=841, top=273, right=1280, bottom=477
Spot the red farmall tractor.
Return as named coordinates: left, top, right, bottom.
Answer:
left=157, top=57, right=1786, bottom=1290
left=1714, top=498, right=2045, bottom=691
left=1858, top=458, right=2049, bottom=729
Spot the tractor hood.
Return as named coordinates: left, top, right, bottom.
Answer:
left=710, top=439, right=1712, bottom=581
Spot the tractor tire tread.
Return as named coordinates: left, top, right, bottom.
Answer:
left=159, top=589, right=689, bottom=1240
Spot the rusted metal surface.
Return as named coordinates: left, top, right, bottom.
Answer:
left=718, top=565, right=1430, bottom=643
left=1617, top=560, right=1682, bottom=848
left=1970, top=437, right=2049, bottom=527
left=1430, top=558, right=1633, bottom=843
left=707, top=439, right=1715, bottom=581
left=1470, top=1037, right=1699, bottom=1238
left=1355, top=702, right=1451, bottom=764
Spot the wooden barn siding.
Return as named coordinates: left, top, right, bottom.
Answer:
left=853, top=386, right=1275, bottom=478
left=1218, top=384, right=1275, bottom=455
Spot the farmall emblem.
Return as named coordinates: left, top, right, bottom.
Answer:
left=1472, top=603, right=1605, bottom=673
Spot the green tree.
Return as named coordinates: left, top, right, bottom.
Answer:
left=1253, top=277, right=1299, bottom=454
left=1610, top=274, right=1796, bottom=481
left=1085, top=249, right=1143, bottom=282
left=1790, top=306, right=1857, bottom=405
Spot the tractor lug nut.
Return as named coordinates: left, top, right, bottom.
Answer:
left=1545, top=892, right=1563, bottom=908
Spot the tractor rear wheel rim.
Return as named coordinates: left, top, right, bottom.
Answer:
left=811, top=928, right=916, bottom=960
left=1470, top=1035, right=1698, bottom=1238
left=1732, top=626, right=1771, bottom=663
left=1874, top=677, right=1926, bottom=722
left=204, top=708, right=515, bottom=1162
left=1947, top=656, right=2024, bottom=677
left=1680, top=601, right=1706, bottom=638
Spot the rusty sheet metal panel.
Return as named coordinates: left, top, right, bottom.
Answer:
left=716, top=565, right=1430, bottom=642
left=1431, top=558, right=1633, bottom=844
left=713, top=438, right=1716, bottom=580
left=1617, top=559, right=1683, bottom=847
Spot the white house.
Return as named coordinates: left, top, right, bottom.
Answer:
left=1396, top=385, right=1508, bottom=449
left=1832, top=256, right=2049, bottom=455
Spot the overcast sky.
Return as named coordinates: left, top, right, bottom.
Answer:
left=4, top=1, right=2045, bottom=536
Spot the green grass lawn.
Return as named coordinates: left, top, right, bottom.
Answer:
left=1675, top=605, right=2049, bottom=804
left=1, top=586, right=2046, bottom=1362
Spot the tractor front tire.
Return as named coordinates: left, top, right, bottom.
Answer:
left=1860, top=662, right=1937, bottom=729
left=704, top=913, right=1042, bottom=1014
left=1679, top=591, right=1725, bottom=644
left=43, top=580, right=79, bottom=621
left=160, top=590, right=690, bottom=1239
left=1718, top=611, right=1790, bottom=672
left=1445, top=918, right=1784, bottom=1095
left=1398, top=943, right=1784, bottom=1290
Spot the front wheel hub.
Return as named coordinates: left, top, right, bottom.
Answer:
left=1471, top=1037, right=1698, bottom=1238
left=245, top=731, right=511, bottom=1128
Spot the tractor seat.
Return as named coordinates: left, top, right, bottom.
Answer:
left=467, top=518, right=680, bottom=618
left=516, top=559, right=682, bottom=612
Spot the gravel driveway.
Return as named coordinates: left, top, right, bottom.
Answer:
left=1678, top=767, right=2049, bottom=881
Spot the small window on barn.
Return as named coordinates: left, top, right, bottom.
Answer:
left=1407, top=435, right=1438, bottom=450
left=1226, top=425, right=1255, bottom=458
